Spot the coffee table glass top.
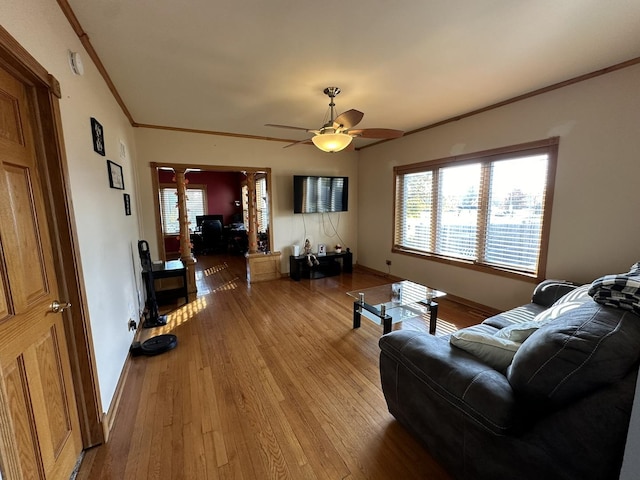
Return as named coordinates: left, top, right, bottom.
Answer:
left=347, top=280, right=446, bottom=326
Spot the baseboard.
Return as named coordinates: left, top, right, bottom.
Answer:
left=101, top=352, right=132, bottom=443
left=442, top=293, right=502, bottom=317
left=353, top=263, right=404, bottom=282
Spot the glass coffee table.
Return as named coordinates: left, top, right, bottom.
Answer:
left=347, top=280, right=446, bottom=335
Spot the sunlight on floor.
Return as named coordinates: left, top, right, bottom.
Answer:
left=194, top=260, right=244, bottom=294
left=203, top=262, right=229, bottom=276
left=400, top=313, right=460, bottom=336
left=211, top=278, right=240, bottom=292
left=435, top=319, right=460, bottom=335
left=165, top=296, right=208, bottom=328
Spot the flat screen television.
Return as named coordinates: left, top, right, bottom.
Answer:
left=293, top=175, right=349, bottom=214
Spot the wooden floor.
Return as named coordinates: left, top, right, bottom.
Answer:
left=77, top=254, right=485, bottom=480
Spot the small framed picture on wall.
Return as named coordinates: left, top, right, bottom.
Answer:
left=123, top=193, right=131, bottom=216
left=107, top=160, right=124, bottom=189
left=91, top=117, right=105, bottom=156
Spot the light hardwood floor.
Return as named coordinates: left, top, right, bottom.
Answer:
left=77, top=255, right=486, bottom=479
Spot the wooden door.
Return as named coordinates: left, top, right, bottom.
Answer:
left=0, top=64, right=82, bottom=478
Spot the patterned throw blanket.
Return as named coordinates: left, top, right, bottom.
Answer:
left=588, top=262, right=640, bottom=316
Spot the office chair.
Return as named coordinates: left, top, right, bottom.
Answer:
left=201, top=219, right=224, bottom=254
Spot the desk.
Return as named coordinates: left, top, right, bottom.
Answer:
left=142, top=260, right=188, bottom=305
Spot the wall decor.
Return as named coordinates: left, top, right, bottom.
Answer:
left=107, top=160, right=124, bottom=189
left=123, top=193, right=131, bottom=216
left=91, top=117, right=105, bottom=156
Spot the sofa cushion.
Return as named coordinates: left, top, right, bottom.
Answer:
left=482, top=303, right=546, bottom=329
left=507, top=301, right=640, bottom=409
left=549, top=283, right=590, bottom=307
left=380, top=330, right=519, bottom=435
left=482, top=282, right=584, bottom=330
left=450, top=329, right=520, bottom=371
left=531, top=279, right=580, bottom=308
left=497, top=285, right=592, bottom=340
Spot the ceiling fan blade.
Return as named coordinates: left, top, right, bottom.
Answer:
left=333, top=109, right=364, bottom=129
left=348, top=128, right=404, bottom=139
left=283, top=138, right=314, bottom=149
left=265, top=123, right=314, bottom=132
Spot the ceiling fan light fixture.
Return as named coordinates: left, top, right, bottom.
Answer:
left=311, top=132, right=352, bottom=152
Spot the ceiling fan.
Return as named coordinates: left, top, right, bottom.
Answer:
left=265, top=87, right=404, bottom=152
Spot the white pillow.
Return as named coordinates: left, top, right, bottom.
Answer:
left=495, top=321, right=541, bottom=342
left=450, top=330, right=521, bottom=371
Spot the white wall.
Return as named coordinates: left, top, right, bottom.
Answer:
left=1, top=0, right=143, bottom=411
left=358, top=64, right=640, bottom=311
left=133, top=129, right=358, bottom=271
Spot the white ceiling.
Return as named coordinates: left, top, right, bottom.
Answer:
left=67, top=0, right=640, bottom=148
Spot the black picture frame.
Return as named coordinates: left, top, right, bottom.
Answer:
left=91, top=117, right=105, bottom=156
left=123, top=193, right=131, bottom=216
left=107, top=160, right=124, bottom=189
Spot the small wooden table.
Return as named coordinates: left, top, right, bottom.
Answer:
left=347, top=281, right=446, bottom=335
left=142, top=260, right=188, bottom=305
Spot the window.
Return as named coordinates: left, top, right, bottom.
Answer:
left=159, top=184, right=206, bottom=235
left=393, top=138, right=558, bottom=279
left=256, top=175, right=269, bottom=234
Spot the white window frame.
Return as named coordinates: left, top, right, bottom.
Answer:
left=393, top=138, right=559, bottom=281
left=256, top=175, right=269, bottom=234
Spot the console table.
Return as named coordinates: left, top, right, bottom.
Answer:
left=289, top=250, right=352, bottom=281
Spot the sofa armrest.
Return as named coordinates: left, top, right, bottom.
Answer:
left=379, top=331, right=519, bottom=434
left=531, top=279, right=579, bottom=307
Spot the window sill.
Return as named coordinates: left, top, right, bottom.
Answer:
left=392, top=247, right=542, bottom=283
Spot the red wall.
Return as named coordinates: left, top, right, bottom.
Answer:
left=158, top=170, right=244, bottom=225
left=159, top=170, right=244, bottom=256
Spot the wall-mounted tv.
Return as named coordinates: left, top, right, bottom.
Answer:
left=293, top=175, right=349, bottom=214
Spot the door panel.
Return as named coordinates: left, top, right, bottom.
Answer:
left=0, top=263, right=8, bottom=320
left=4, top=359, right=43, bottom=479
left=0, top=61, right=82, bottom=479
left=4, top=162, right=48, bottom=308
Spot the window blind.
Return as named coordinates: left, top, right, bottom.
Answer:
left=160, top=186, right=206, bottom=234
left=393, top=138, right=558, bottom=278
left=481, top=155, right=548, bottom=271
left=256, top=177, right=268, bottom=233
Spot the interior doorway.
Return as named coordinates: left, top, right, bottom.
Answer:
left=149, top=163, right=273, bottom=264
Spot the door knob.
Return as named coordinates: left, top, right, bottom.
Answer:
left=50, top=300, right=72, bottom=313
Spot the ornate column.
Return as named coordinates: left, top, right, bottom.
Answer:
left=245, top=171, right=259, bottom=254
left=173, top=168, right=197, bottom=296
left=244, top=171, right=281, bottom=283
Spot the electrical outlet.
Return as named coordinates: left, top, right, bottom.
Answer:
left=386, top=259, right=392, bottom=266
left=128, top=318, right=137, bottom=331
